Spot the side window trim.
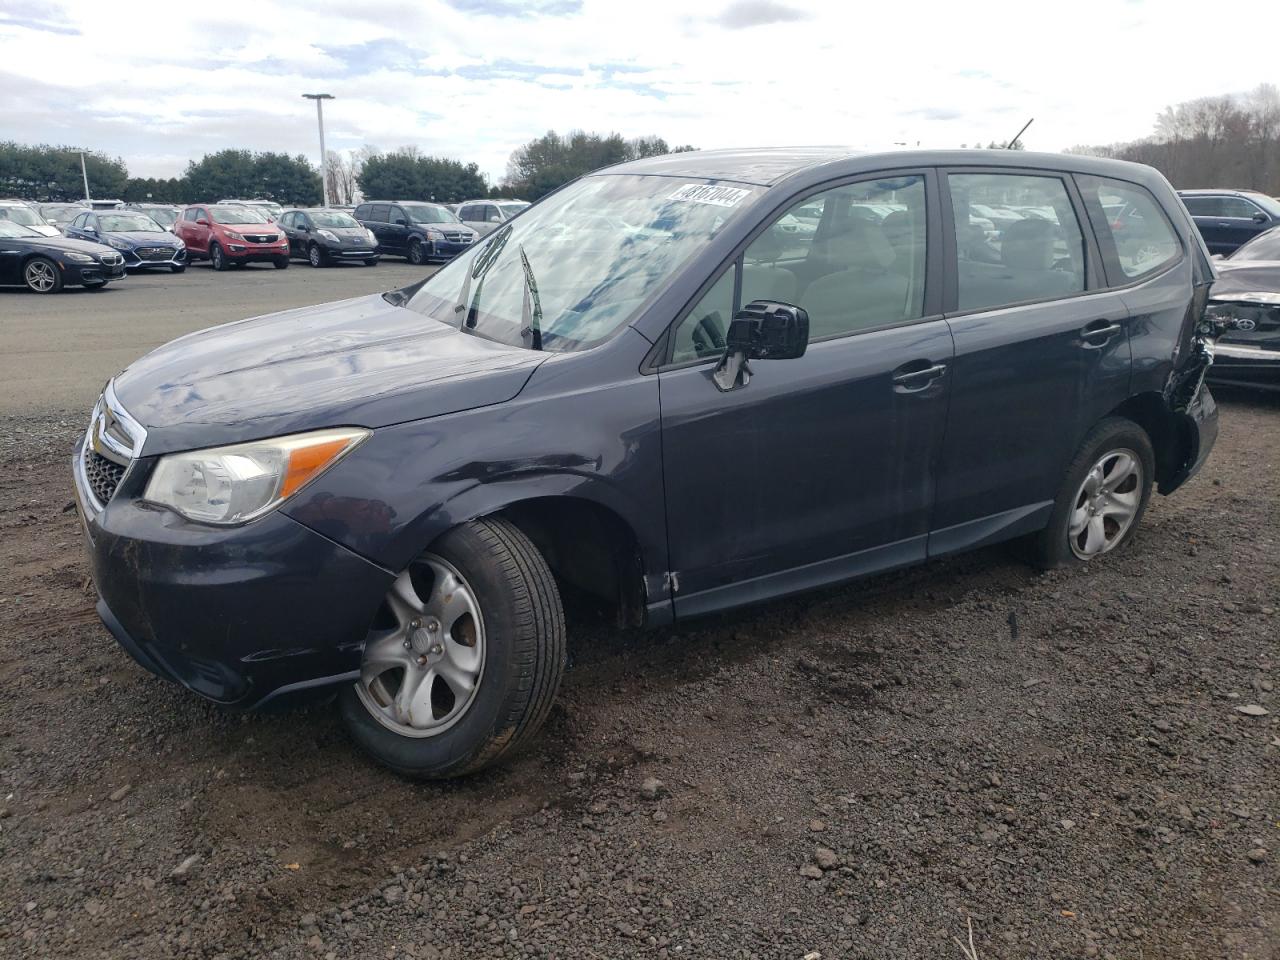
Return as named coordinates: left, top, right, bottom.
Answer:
left=937, top=165, right=1100, bottom=317
left=654, top=167, right=943, bottom=370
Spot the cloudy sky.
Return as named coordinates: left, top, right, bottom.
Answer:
left=2, top=0, right=1278, bottom=185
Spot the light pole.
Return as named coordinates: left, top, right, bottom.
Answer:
left=302, top=93, right=334, bottom=207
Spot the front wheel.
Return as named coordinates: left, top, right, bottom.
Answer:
left=339, top=517, right=566, bottom=779
left=407, top=239, right=427, bottom=265
left=23, top=257, right=63, bottom=293
left=210, top=243, right=227, bottom=271
left=273, top=257, right=289, bottom=270
left=364, top=258, right=379, bottom=267
left=307, top=243, right=325, bottom=268
left=1029, top=418, right=1155, bottom=569
left=170, top=265, right=186, bottom=274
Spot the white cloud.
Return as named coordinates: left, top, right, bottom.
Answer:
left=2, top=0, right=1278, bottom=183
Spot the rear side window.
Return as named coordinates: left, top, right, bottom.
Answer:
left=1078, top=176, right=1181, bottom=280
left=948, top=173, right=1086, bottom=312
left=369, top=204, right=391, bottom=222
left=183, top=208, right=199, bottom=221
left=459, top=205, right=477, bottom=220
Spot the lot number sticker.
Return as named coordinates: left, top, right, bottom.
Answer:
left=668, top=184, right=752, bottom=207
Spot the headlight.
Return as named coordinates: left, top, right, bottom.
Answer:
left=63, top=251, right=94, bottom=262
left=317, top=229, right=339, bottom=242
left=224, top=230, right=244, bottom=241
left=107, top=236, right=130, bottom=250
left=143, top=427, right=369, bottom=525
left=365, top=229, right=377, bottom=243
left=425, top=228, right=444, bottom=240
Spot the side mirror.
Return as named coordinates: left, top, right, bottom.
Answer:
left=196, top=217, right=209, bottom=226
left=394, top=217, right=409, bottom=226
left=1253, top=212, right=1269, bottom=224
left=83, top=226, right=97, bottom=234
left=712, top=300, right=809, bottom=391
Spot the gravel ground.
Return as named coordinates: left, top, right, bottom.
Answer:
left=0, top=390, right=1277, bottom=960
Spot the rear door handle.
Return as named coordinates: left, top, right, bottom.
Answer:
left=891, top=360, right=948, bottom=390
left=1080, top=320, right=1123, bottom=348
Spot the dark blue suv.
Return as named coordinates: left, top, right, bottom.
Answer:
left=1178, top=189, right=1280, bottom=256
left=74, top=149, right=1223, bottom=778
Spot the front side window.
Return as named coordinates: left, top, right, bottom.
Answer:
left=949, top=173, right=1085, bottom=311
left=1078, top=176, right=1181, bottom=280
left=369, top=204, right=391, bottom=222
left=485, top=205, right=502, bottom=223
left=1219, top=196, right=1264, bottom=219
left=669, top=174, right=928, bottom=358
left=405, top=174, right=759, bottom=353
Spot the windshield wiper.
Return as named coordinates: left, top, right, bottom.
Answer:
left=518, top=244, right=543, bottom=351
left=455, top=225, right=512, bottom=329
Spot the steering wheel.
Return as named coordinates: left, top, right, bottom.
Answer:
left=690, top=311, right=726, bottom=356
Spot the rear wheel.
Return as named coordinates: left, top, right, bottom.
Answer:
left=339, top=517, right=566, bottom=779
left=1029, top=418, right=1155, bottom=569
left=308, top=243, right=325, bottom=268
left=23, top=257, right=62, bottom=293
left=210, top=243, right=227, bottom=271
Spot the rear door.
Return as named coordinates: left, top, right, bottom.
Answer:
left=658, top=170, right=954, bottom=616
left=928, top=168, right=1132, bottom=556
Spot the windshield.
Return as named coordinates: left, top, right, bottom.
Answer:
left=311, top=210, right=360, bottom=228
left=0, top=206, right=43, bottom=226
left=99, top=214, right=163, bottom=232
left=498, top=202, right=529, bottom=218
left=1229, top=226, right=1280, bottom=262
left=0, top=220, right=38, bottom=238
left=403, top=204, right=457, bottom=224
left=210, top=205, right=270, bottom=224
left=40, top=205, right=83, bottom=221
left=142, top=208, right=178, bottom=226
left=405, top=175, right=759, bottom=352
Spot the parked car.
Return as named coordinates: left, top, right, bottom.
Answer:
left=63, top=210, right=187, bottom=272
left=457, top=199, right=529, bottom=236
left=38, top=202, right=89, bottom=232
left=173, top=204, right=290, bottom=270
left=278, top=208, right=379, bottom=267
left=1203, top=225, right=1280, bottom=390
left=0, top=201, right=61, bottom=237
left=1178, top=189, right=1280, bottom=256
left=0, top=219, right=126, bottom=292
left=353, top=201, right=477, bottom=264
left=88, top=199, right=124, bottom=210
left=75, top=148, right=1223, bottom=779
left=219, top=199, right=284, bottom=220
left=125, top=204, right=182, bottom=232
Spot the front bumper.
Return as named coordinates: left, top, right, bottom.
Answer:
left=323, top=242, right=379, bottom=261
left=120, top=246, right=187, bottom=269
left=72, top=433, right=393, bottom=708
left=427, top=238, right=475, bottom=260
left=64, top=259, right=127, bottom=285
left=224, top=240, right=290, bottom=262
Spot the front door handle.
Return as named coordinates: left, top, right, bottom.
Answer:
left=1080, top=320, right=1123, bottom=348
left=892, top=359, right=948, bottom=391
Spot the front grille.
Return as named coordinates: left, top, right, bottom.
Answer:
left=442, top=232, right=472, bottom=243
left=244, top=233, right=278, bottom=244
left=83, top=445, right=126, bottom=506
left=137, top=247, right=173, bottom=261
left=99, top=253, right=123, bottom=265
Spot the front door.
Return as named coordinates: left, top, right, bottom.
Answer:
left=658, top=172, right=953, bottom=617
left=928, top=169, right=1133, bottom=555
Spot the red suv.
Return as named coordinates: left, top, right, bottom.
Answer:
left=174, top=204, right=290, bottom=271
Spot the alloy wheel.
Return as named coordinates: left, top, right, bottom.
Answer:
left=1068, top=448, right=1143, bottom=560
left=355, top=556, right=486, bottom=738
left=24, top=260, right=57, bottom=292
left=309, top=244, right=322, bottom=267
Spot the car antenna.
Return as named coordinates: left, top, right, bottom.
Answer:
left=1006, top=118, right=1033, bottom=149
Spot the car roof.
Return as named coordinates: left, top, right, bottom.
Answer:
left=1177, top=188, right=1269, bottom=197
left=598, top=147, right=1171, bottom=188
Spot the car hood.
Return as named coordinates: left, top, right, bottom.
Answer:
left=24, top=234, right=116, bottom=257
left=24, top=224, right=61, bottom=237
left=105, top=230, right=182, bottom=246
left=1210, top=259, right=1280, bottom=302
left=112, top=293, right=548, bottom=456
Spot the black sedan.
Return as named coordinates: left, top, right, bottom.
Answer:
left=1206, top=226, right=1280, bottom=391
left=278, top=208, right=379, bottom=267
left=0, top=220, right=126, bottom=293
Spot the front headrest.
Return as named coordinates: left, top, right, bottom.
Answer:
left=822, top=217, right=896, bottom=270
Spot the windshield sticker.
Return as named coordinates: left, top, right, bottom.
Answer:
left=668, top=184, right=751, bottom=208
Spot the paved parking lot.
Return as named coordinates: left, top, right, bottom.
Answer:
left=0, top=260, right=436, bottom=417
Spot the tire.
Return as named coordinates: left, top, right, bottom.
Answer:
left=1028, top=417, right=1155, bottom=570
left=407, top=239, right=427, bottom=265
left=170, top=265, right=186, bottom=274
left=23, top=257, right=63, bottom=294
left=273, top=257, right=289, bottom=270
left=307, top=243, right=324, bottom=268
left=210, top=243, right=227, bottom=271
left=364, top=258, right=379, bottom=267
left=339, top=517, right=566, bottom=779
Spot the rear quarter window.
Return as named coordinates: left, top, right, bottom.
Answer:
left=1078, top=176, right=1182, bottom=282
